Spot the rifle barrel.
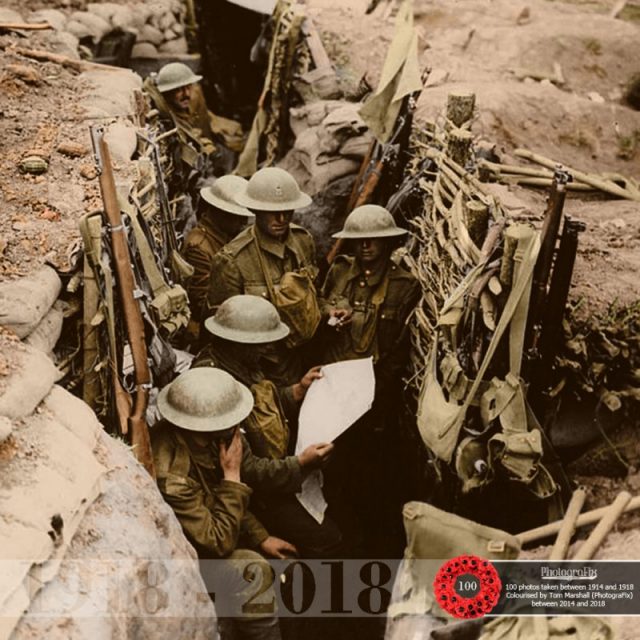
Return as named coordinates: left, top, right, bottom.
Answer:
left=93, top=128, right=155, bottom=477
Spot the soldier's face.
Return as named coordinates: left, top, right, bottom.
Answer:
left=216, top=209, right=247, bottom=237
left=167, top=84, right=192, bottom=113
left=355, top=237, right=387, bottom=265
left=255, top=210, right=294, bottom=240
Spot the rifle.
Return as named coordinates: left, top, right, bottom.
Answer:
left=538, top=216, right=586, bottom=379
left=525, top=166, right=571, bottom=356
left=136, top=129, right=194, bottom=285
left=325, top=86, right=423, bottom=267
left=90, top=125, right=156, bottom=478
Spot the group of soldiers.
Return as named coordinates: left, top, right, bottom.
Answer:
left=144, top=62, right=420, bottom=639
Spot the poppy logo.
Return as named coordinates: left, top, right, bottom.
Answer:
left=433, top=555, right=501, bottom=619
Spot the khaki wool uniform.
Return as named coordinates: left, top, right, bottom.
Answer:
left=182, top=214, right=233, bottom=322
left=319, top=253, right=420, bottom=557
left=207, top=223, right=319, bottom=385
left=152, top=422, right=302, bottom=558
left=191, top=341, right=346, bottom=558
left=320, top=254, right=419, bottom=387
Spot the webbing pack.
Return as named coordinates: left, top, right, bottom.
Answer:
left=417, top=223, right=557, bottom=499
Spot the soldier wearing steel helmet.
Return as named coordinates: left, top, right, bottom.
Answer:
left=319, top=204, right=419, bottom=557
left=191, top=295, right=345, bottom=559
left=320, top=204, right=419, bottom=382
left=152, top=367, right=333, bottom=640
left=182, top=176, right=255, bottom=325
left=143, top=62, right=244, bottom=175
left=206, top=167, right=320, bottom=386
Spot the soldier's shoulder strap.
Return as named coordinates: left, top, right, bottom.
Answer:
left=154, top=425, right=192, bottom=479
left=289, top=222, right=312, bottom=236
left=220, top=226, right=254, bottom=258
left=332, top=253, right=355, bottom=269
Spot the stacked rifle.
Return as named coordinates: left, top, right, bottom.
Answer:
left=80, top=125, right=193, bottom=477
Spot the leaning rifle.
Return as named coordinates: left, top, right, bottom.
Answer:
left=90, top=125, right=155, bottom=477
left=326, top=85, right=423, bottom=267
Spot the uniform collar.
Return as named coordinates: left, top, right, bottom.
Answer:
left=254, top=224, right=298, bottom=260
left=346, top=257, right=388, bottom=286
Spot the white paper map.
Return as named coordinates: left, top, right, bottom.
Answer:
left=295, top=358, right=376, bottom=523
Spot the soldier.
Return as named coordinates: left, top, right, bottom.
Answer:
left=193, top=295, right=345, bottom=559
left=319, top=204, right=420, bottom=556
left=143, top=62, right=244, bottom=175
left=152, top=367, right=333, bottom=640
left=182, top=176, right=254, bottom=326
left=320, top=204, right=419, bottom=384
left=207, top=167, right=320, bottom=386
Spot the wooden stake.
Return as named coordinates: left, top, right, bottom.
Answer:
left=446, top=92, right=476, bottom=128
left=549, top=488, right=586, bottom=560
left=573, top=491, right=632, bottom=560
left=610, top=0, right=628, bottom=18
left=517, top=494, right=640, bottom=545
left=514, top=148, right=640, bottom=201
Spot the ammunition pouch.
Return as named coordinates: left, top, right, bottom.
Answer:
left=150, top=284, right=190, bottom=336
left=244, top=380, right=289, bottom=459
left=271, top=269, right=321, bottom=348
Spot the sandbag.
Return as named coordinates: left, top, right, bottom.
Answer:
left=402, top=501, right=520, bottom=618
left=0, top=345, right=61, bottom=420
left=0, top=267, right=61, bottom=338
left=24, top=302, right=64, bottom=354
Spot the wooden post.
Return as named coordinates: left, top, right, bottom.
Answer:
left=517, top=494, right=640, bottom=545
left=549, top=488, right=586, bottom=560
left=463, top=199, right=490, bottom=247
left=573, top=491, right=632, bottom=560
left=446, top=92, right=476, bottom=127
left=447, top=128, right=474, bottom=167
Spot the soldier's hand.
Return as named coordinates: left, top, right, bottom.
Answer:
left=292, top=365, right=323, bottom=402
left=328, top=308, right=353, bottom=330
left=259, top=536, right=299, bottom=559
left=220, top=427, right=242, bottom=483
left=298, top=443, right=334, bottom=470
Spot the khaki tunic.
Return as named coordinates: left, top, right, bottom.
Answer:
left=182, top=214, right=232, bottom=321
left=206, top=223, right=319, bottom=385
left=152, top=422, right=302, bottom=559
left=320, top=254, right=419, bottom=388
left=207, top=223, right=317, bottom=308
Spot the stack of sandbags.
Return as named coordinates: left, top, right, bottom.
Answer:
left=0, top=266, right=64, bottom=361
left=281, top=100, right=373, bottom=194
left=279, top=100, right=373, bottom=254
left=26, top=0, right=188, bottom=60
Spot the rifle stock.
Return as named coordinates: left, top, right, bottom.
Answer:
left=91, top=126, right=156, bottom=477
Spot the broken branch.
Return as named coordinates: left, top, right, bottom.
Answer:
left=0, top=21, right=52, bottom=31
left=9, top=46, right=121, bottom=73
